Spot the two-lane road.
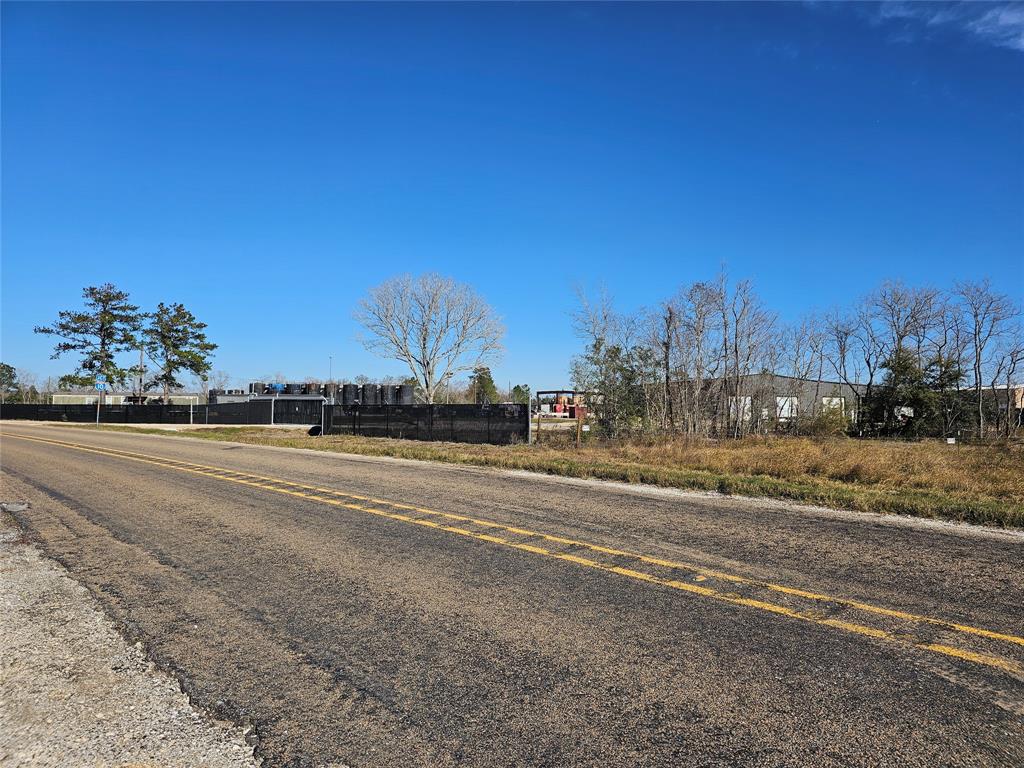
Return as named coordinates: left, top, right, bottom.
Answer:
left=2, top=423, right=1022, bottom=767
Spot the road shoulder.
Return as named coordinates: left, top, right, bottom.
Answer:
left=0, top=510, right=260, bottom=768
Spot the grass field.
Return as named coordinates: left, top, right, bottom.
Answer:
left=56, top=424, right=1024, bottom=528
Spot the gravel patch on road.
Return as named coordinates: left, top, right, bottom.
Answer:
left=0, top=513, right=261, bottom=768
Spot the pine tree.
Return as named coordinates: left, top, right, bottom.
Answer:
left=0, top=363, right=17, bottom=404
left=467, top=366, right=500, bottom=404
left=510, top=384, right=531, bottom=405
left=144, top=302, right=217, bottom=401
left=34, top=283, right=142, bottom=388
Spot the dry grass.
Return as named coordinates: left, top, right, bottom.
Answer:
left=71, top=425, right=1024, bottom=528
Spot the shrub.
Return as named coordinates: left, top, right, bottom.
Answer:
left=801, top=406, right=850, bottom=437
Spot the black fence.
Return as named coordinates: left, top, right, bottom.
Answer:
left=0, top=401, right=274, bottom=425
left=324, top=404, right=529, bottom=445
left=0, top=401, right=531, bottom=445
left=273, top=399, right=324, bottom=425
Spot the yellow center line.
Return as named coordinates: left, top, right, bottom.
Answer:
left=4, top=430, right=1023, bottom=676
left=43, top=437, right=1024, bottom=647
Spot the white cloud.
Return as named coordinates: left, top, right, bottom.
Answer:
left=827, top=1, right=1024, bottom=53
left=967, top=5, right=1024, bottom=51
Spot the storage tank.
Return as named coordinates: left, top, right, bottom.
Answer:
left=360, top=383, right=380, bottom=405
left=380, top=385, right=396, bottom=405
left=398, top=384, right=414, bottom=405
left=304, top=382, right=322, bottom=396
left=342, top=384, right=359, bottom=405
left=323, top=383, right=339, bottom=401
left=286, top=383, right=303, bottom=395
left=249, top=382, right=266, bottom=395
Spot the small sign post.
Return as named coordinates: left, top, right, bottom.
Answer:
left=95, top=374, right=107, bottom=424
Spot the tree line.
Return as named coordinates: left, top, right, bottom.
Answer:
left=28, top=283, right=217, bottom=402
left=9, top=276, right=529, bottom=407
left=571, top=273, right=1023, bottom=439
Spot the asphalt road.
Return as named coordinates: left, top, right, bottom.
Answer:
left=2, top=423, right=1023, bottom=767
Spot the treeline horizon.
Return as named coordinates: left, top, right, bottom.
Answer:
left=571, top=271, right=1023, bottom=438
left=3, top=274, right=1023, bottom=436
left=0, top=283, right=217, bottom=404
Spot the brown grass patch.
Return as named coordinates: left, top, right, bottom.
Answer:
left=69, top=425, right=1024, bottom=528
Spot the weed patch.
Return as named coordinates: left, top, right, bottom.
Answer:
left=62, top=425, right=1023, bottom=527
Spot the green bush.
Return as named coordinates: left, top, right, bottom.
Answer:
left=801, top=406, right=850, bottom=437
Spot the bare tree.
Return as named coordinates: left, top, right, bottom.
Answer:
left=784, top=314, right=824, bottom=431
left=824, top=310, right=855, bottom=387
left=356, top=273, right=504, bottom=404
left=1008, top=338, right=1024, bottom=437
left=851, top=299, right=886, bottom=402
left=906, top=288, right=943, bottom=369
left=990, top=324, right=1024, bottom=438
left=719, top=277, right=776, bottom=438
left=923, top=298, right=970, bottom=435
left=870, top=280, right=939, bottom=356
left=203, top=370, right=232, bottom=390
left=678, top=281, right=723, bottom=437
left=16, top=368, right=39, bottom=403
left=659, top=302, right=676, bottom=430
left=955, top=280, right=1020, bottom=436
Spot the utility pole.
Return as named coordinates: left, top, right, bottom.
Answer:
left=535, top=391, right=542, bottom=444
left=663, top=304, right=674, bottom=431
left=138, top=345, right=145, bottom=399
left=329, top=355, right=333, bottom=384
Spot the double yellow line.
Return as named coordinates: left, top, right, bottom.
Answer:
left=6, top=430, right=1024, bottom=678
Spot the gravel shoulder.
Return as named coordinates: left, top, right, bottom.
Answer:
left=0, top=510, right=260, bottom=768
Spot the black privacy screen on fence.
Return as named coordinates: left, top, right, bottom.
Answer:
left=324, top=404, right=529, bottom=444
left=0, top=402, right=273, bottom=425
left=272, top=399, right=324, bottom=425
left=0, top=401, right=530, bottom=445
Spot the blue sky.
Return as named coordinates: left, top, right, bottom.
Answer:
left=3, top=1, right=1022, bottom=390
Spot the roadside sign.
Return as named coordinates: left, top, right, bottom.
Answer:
left=95, top=374, right=107, bottom=383
left=95, top=382, right=107, bottom=391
